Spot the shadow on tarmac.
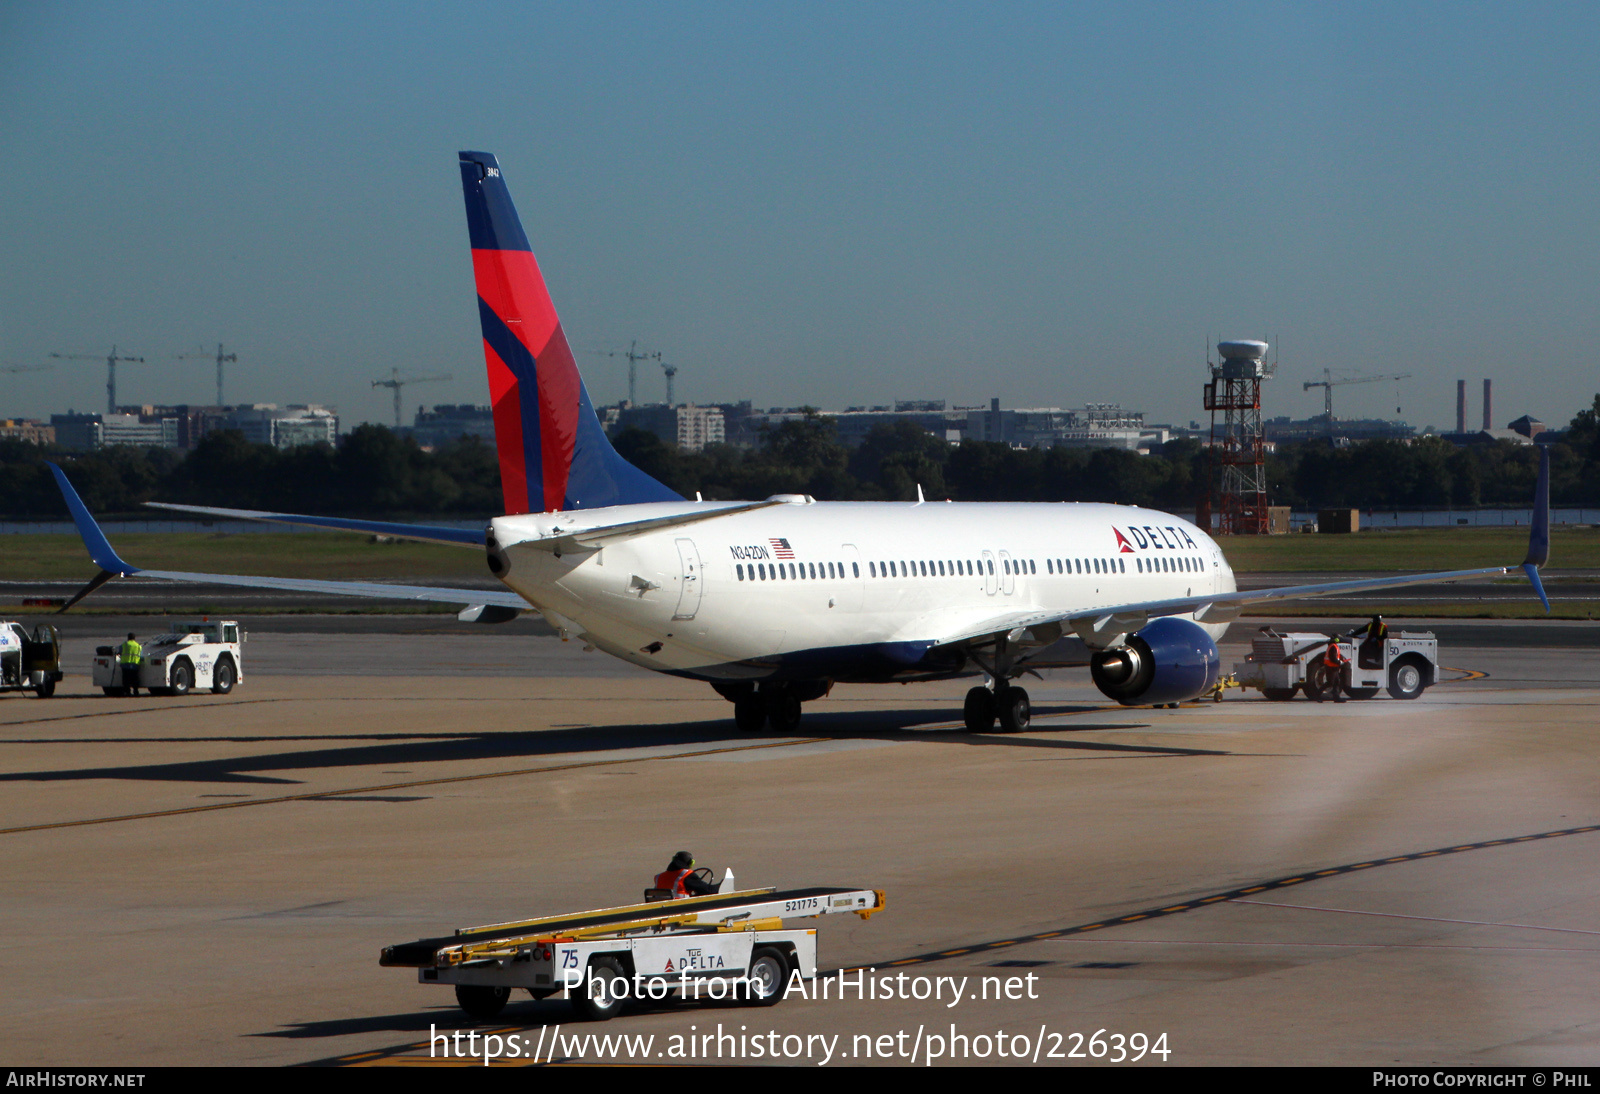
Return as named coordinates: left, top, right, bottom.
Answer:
left=0, top=704, right=1229, bottom=786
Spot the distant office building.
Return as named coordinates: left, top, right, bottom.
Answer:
left=410, top=404, right=496, bottom=447
left=715, top=398, right=1153, bottom=451
left=610, top=404, right=726, bottom=452
left=119, top=404, right=225, bottom=449
left=735, top=403, right=970, bottom=447
left=51, top=404, right=335, bottom=450
left=51, top=412, right=175, bottom=450
left=675, top=405, right=725, bottom=450
left=1263, top=416, right=1415, bottom=443
left=0, top=419, right=55, bottom=445
left=216, top=404, right=338, bottom=448
left=966, top=400, right=1145, bottom=450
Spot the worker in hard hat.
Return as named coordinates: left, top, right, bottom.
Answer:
left=1354, top=615, right=1389, bottom=669
left=118, top=632, right=143, bottom=696
left=1313, top=639, right=1348, bottom=703
left=654, top=851, right=717, bottom=898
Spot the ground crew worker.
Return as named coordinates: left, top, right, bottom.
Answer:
left=655, top=851, right=717, bottom=898
left=1315, top=640, right=1348, bottom=704
left=119, top=632, right=142, bottom=695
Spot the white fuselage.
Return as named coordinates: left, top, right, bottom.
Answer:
left=490, top=500, right=1236, bottom=683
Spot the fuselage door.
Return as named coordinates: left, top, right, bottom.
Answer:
left=981, top=550, right=997, bottom=596
left=673, top=538, right=703, bottom=620
left=998, top=550, right=1016, bottom=595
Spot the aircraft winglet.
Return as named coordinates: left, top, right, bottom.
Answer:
left=48, top=463, right=140, bottom=612
left=49, top=463, right=138, bottom=575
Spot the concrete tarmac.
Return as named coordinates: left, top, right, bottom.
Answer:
left=0, top=618, right=1596, bottom=1066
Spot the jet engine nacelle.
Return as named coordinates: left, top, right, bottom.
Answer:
left=1089, top=617, right=1221, bottom=706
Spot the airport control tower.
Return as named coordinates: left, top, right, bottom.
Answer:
left=1203, top=340, right=1273, bottom=535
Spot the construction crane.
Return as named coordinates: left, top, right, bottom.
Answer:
left=1303, top=369, right=1412, bottom=433
left=589, top=340, right=661, bottom=405
left=661, top=361, right=679, bottom=406
left=0, top=364, right=52, bottom=375
left=50, top=346, right=145, bottom=415
left=372, top=368, right=452, bottom=429
left=175, top=343, right=238, bottom=406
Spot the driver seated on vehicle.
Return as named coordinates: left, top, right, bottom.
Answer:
left=648, top=851, right=718, bottom=901
left=1354, top=614, right=1388, bottom=669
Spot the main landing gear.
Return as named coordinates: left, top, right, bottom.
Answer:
left=718, top=681, right=827, bottom=733
left=963, top=683, right=1030, bottom=733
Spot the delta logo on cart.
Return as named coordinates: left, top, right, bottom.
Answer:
left=1114, top=525, right=1199, bottom=552
left=673, top=948, right=727, bottom=972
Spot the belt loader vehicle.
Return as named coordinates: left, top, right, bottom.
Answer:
left=93, top=620, right=245, bottom=697
left=381, top=881, right=886, bottom=1022
left=0, top=622, right=63, bottom=698
left=1233, top=626, right=1439, bottom=701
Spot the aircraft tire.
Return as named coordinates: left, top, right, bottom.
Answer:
left=455, top=984, right=510, bottom=1020
left=733, top=694, right=766, bottom=732
left=766, top=691, right=803, bottom=734
left=33, top=679, right=55, bottom=699
left=1261, top=687, right=1297, bottom=701
left=996, top=686, right=1031, bottom=733
left=963, top=686, right=996, bottom=732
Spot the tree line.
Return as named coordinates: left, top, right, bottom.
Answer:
left=3, top=395, right=1598, bottom=520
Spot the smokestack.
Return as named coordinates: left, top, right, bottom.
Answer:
left=1456, top=380, right=1466, bottom=434
left=1483, top=378, right=1492, bottom=431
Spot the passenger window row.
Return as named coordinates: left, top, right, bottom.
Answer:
left=869, top=559, right=992, bottom=578
left=737, top=553, right=1206, bottom=583
left=1132, top=555, right=1203, bottom=574
left=736, top=561, right=858, bottom=582
left=1045, top=557, right=1126, bottom=575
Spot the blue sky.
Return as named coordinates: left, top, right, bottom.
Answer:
left=2, top=2, right=1597, bottom=432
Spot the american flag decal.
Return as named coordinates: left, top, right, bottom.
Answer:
left=769, top=538, right=795, bottom=559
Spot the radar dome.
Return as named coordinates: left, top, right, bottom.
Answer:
left=1217, top=340, right=1269, bottom=360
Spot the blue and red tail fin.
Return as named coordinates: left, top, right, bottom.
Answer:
left=458, top=151, right=682, bottom=514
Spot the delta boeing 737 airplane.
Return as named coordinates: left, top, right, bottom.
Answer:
left=48, top=152, right=1553, bottom=733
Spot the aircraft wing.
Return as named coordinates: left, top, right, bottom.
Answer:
left=930, top=444, right=1553, bottom=651
left=927, top=565, right=1511, bottom=650
left=49, top=464, right=526, bottom=614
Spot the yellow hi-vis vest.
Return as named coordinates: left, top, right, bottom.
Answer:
left=119, top=639, right=142, bottom=665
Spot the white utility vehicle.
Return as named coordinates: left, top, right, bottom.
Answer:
left=382, top=878, right=886, bottom=1021
left=0, top=622, right=63, bottom=698
left=1234, top=626, right=1439, bottom=701
left=92, top=620, right=245, bottom=697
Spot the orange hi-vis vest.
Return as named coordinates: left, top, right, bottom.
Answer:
left=654, top=868, right=693, bottom=897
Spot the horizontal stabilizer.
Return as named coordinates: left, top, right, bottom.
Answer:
left=520, top=499, right=785, bottom=552
left=145, top=502, right=484, bottom=548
